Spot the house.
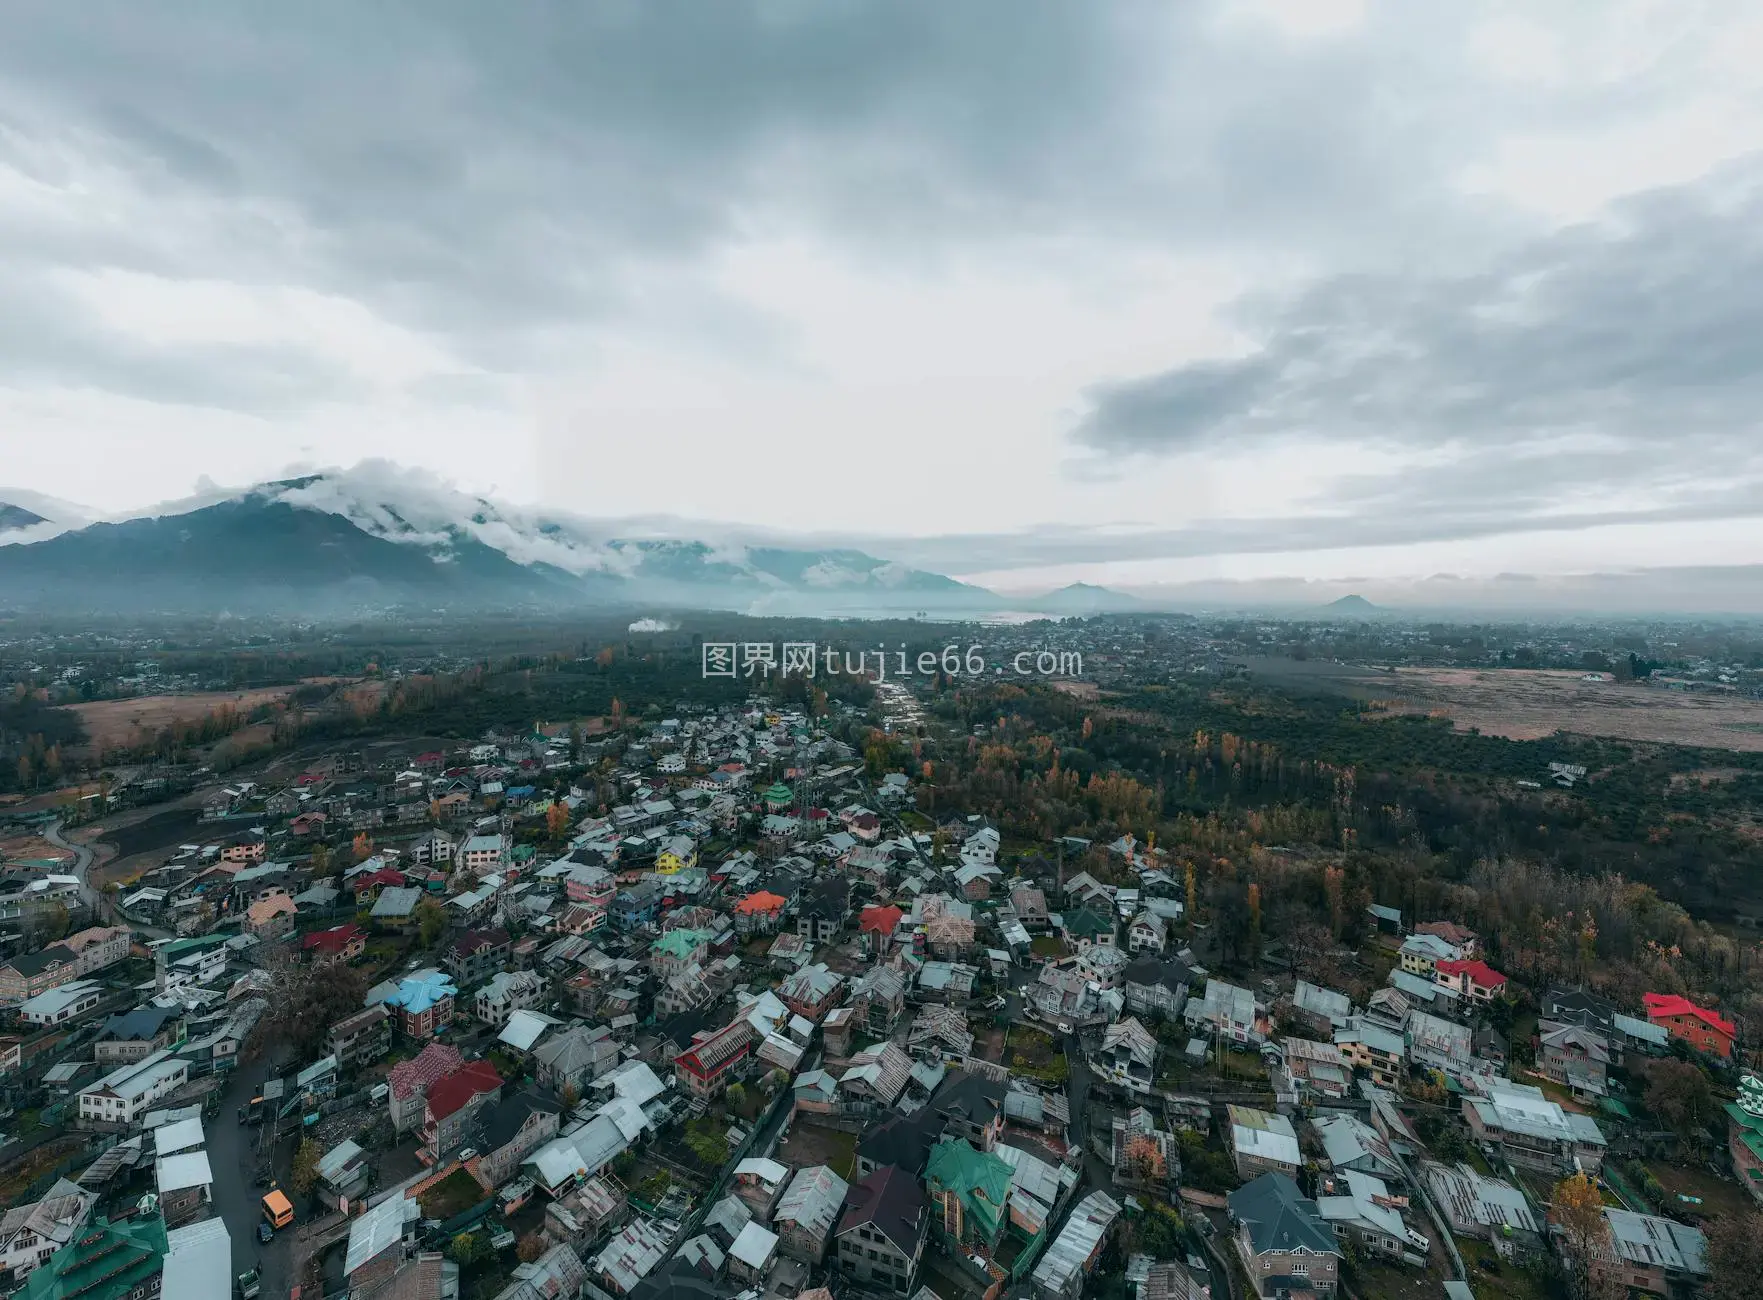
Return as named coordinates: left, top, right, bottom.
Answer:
left=1366, top=904, right=1402, bottom=934
left=1407, top=1010, right=1479, bottom=1081
left=533, top=1025, right=620, bottom=1097
left=851, top=965, right=909, bottom=1036
left=424, top=1059, right=504, bottom=1161
left=244, top=894, right=297, bottom=938
left=595, top=1217, right=676, bottom=1296
left=773, top=1166, right=850, bottom=1263
left=651, top=929, right=710, bottom=979
left=1229, top=1106, right=1301, bottom=1180
left=370, top=885, right=424, bottom=932
left=18, top=980, right=104, bottom=1028
left=841, top=1042, right=915, bottom=1108
left=1011, top=885, right=1050, bottom=929
left=1537, top=1023, right=1611, bottom=1098
left=1315, top=1170, right=1429, bottom=1263
left=1029, top=1189, right=1122, bottom=1300
left=797, top=877, right=851, bottom=945
left=1422, top=1161, right=1541, bottom=1260
left=835, top=1165, right=929, bottom=1297
left=674, top=1018, right=754, bottom=1099
left=78, top=1050, right=189, bottom=1126
left=1060, top=906, right=1116, bottom=949
left=0, top=943, right=90, bottom=1009
left=860, top=904, right=905, bottom=954
left=1463, top=1080, right=1606, bottom=1173
left=460, top=833, right=508, bottom=874
left=728, top=1221, right=779, bottom=1285
left=0, top=1179, right=96, bottom=1285
left=778, top=963, right=845, bottom=1023
left=1334, top=1017, right=1405, bottom=1089
left=1123, top=957, right=1192, bottom=1021
left=1414, top=921, right=1479, bottom=957
left=301, top=922, right=366, bottom=966
left=476, top=970, right=544, bottom=1028
left=1126, top=911, right=1168, bottom=954
left=471, top=1089, right=566, bottom=1188
left=1185, top=980, right=1262, bottom=1044
left=1290, top=981, right=1353, bottom=1033
left=1276, top=1037, right=1352, bottom=1101
left=1643, top=992, right=1737, bottom=1059
left=611, top=880, right=662, bottom=931
left=93, top=1007, right=184, bottom=1066
left=315, top=1139, right=372, bottom=1208
left=388, top=1042, right=466, bottom=1133
left=1098, top=1017, right=1159, bottom=1091
left=1396, top=932, right=1460, bottom=977
left=1432, top=959, right=1507, bottom=1004
left=1596, top=1209, right=1708, bottom=1297
left=1727, top=1075, right=1763, bottom=1205
left=1542, top=987, right=1619, bottom=1033
left=925, top=1137, right=1013, bottom=1250
left=447, top=928, right=513, bottom=986
left=18, top=1211, right=168, bottom=1300
left=733, top=891, right=788, bottom=936
left=1311, top=1113, right=1402, bottom=1182
left=380, top=970, right=458, bottom=1039
left=1228, top=1173, right=1342, bottom=1298
left=329, top=1005, right=392, bottom=1069
left=654, top=836, right=697, bottom=875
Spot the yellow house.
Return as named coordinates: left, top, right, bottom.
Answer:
left=654, top=835, right=698, bottom=875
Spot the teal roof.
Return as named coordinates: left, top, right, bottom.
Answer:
left=926, top=1138, right=1012, bottom=1243
left=653, top=929, right=709, bottom=960
left=23, top=1216, right=168, bottom=1300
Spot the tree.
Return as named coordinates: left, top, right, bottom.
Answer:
left=352, top=831, right=374, bottom=863
left=517, top=1232, right=547, bottom=1264
left=1644, top=1059, right=1716, bottom=1141
left=546, top=801, right=570, bottom=839
left=311, top=842, right=331, bottom=876
left=1552, top=1172, right=1614, bottom=1299
left=291, top=1137, right=321, bottom=1195
left=725, top=1082, right=747, bottom=1112
left=417, top=898, right=446, bottom=948
left=1705, top=1213, right=1763, bottom=1299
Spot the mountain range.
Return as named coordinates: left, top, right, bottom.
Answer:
left=0, top=467, right=1139, bottom=618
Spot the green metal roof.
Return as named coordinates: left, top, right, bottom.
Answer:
left=23, top=1216, right=168, bottom=1300
left=652, top=929, right=709, bottom=959
left=926, top=1138, right=1012, bottom=1244
left=762, top=783, right=794, bottom=803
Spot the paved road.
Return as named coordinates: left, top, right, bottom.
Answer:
left=208, top=1059, right=299, bottom=1299
left=42, top=820, right=100, bottom=914
left=45, top=819, right=173, bottom=939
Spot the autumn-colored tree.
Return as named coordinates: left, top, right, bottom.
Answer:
left=1185, top=862, right=1197, bottom=925
left=1246, top=881, right=1262, bottom=958
left=546, top=801, right=570, bottom=838
left=1552, top=1173, right=1613, bottom=1298
left=516, top=1233, right=547, bottom=1264
left=352, top=831, right=373, bottom=863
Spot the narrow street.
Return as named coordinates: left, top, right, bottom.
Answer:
left=207, top=1057, right=299, bottom=1299
left=45, top=818, right=173, bottom=939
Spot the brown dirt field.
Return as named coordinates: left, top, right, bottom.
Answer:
left=69, top=688, right=296, bottom=754
left=0, top=834, right=73, bottom=866
left=1363, top=668, right=1763, bottom=752
left=1050, top=680, right=1101, bottom=701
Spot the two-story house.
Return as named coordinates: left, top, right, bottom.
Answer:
left=423, top=1059, right=503, bottom=1161
left=835, top=1165, right=929, bottom=1296
left=447, top=928, right=513, bottom=986
left=1229, top=1173, right=1342, bottom=1298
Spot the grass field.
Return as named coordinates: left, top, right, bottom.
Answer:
left=69, top=688, right=298, bottom=755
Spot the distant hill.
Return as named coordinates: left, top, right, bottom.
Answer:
left=1026, top=582, right=1145, bottom=615
left=0, top=465, right=1003, bottom=616
left=0, top=502, right=46, bottom=531
left=1321, top=594, right=1380, bottom=614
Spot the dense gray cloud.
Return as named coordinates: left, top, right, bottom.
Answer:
left=1075, top=160, right=1763, bottom=456
left=5, top=2, right=1763, bottom=585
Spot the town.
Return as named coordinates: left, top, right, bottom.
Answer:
left=0, top=641, right=1758, bottom=1300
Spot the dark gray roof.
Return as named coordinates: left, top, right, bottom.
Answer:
left=6, top=944, right=78, bottom=978
left=99, top=1006, right=182, bottom=1042
left=1228, top=1173, right=1340, bottom=1258
left=838, top=1165, right=926, bottom=1255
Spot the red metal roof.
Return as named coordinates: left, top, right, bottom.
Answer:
left=1643, top=992, right=1735, bottom=1038
left=1433, top=959, right=1507, bottom=988
left=425, top=1059, right=502, bottom=1121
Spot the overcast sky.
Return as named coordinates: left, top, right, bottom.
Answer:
left=5, top=0, right=1763, bottom=592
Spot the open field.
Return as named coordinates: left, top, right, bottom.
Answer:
left=69, top=687, right=297, bottom=755
left=774, top=1120, right=858, bottom=1179
left=1241, top=658, right=1763, bottom=751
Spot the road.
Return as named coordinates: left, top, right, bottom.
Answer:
left=208, top=1058, right=299, bottom=1299
left=45, top=818, right=173, bottom=939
